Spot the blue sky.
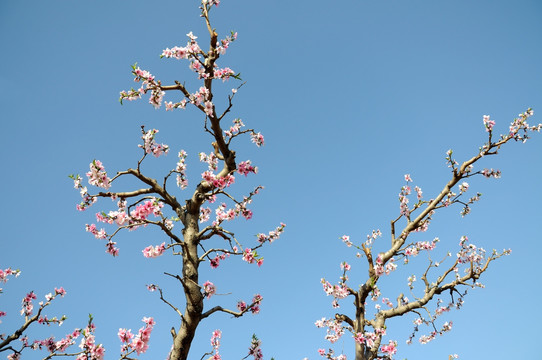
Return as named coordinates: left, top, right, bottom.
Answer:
left=1, top=1, right=541, bottom=359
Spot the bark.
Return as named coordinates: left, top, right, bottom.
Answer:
left=169, top=213, right=204, bottom=360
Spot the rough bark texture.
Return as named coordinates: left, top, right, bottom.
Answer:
left=171, top=214, right=203, bottom=360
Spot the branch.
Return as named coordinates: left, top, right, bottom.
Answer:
left=201, top=298, right=260, bottom=320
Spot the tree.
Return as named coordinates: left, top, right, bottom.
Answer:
left=2, top=2, right=281, bottom=360
left=316, top=110, right=541, bottom=360
left=1, top=0, right=542, bottom=356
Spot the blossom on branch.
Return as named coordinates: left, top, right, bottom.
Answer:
left=139, top=128, right=169, bottom=157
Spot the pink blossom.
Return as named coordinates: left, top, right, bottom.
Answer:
left=237, top=300, right=247, bottom=312
left=341, top=235, right=352, bottom=247
left=142, top=242, right=166, bottom=258
left=481, top=168, right=501, bottom=178
left=105, top=241, right=119, bottom=256
left=237, top=160, right=258, bottom=176
left=224, top=118, right=245, bottom=138
left=353, top=332, right=365, bottom=344
left=124, top=317, right=155, bottom=355
left=318, top=349, right=326, bottom=355
left=483, top=115, right=495, bottom=131
left=203, top=281, right=216, bottom=299
left=139, top=129, right=169, bottom=157
left=251, top=294, right=263, bottom=314
left=149, top=89, right=165, bottom=109
left=213, top=67, right=235, bottom=81
left=176, top=150, right=189, bottom=189
left=250, top=132, right=264, bottom=147
left=204, top=100, right=214, bottom=116
left=419, top=332, right=436, bottom=344
left=86, top=160, right=111, bottom=190
left=314, top=318, right=326, bottom=328
left=366, top=229, right=382, bottom=246
left=118, top=328, right=134, bottom=343
left=130, top=198, right=164, bottom=221
left=256, top=223, right=286, bottom=243
left=210, top=256, right=220, bottom=268
left=415, top=185, right=423, bottom=200
left=381, top=340, right=398, bottom=356
left=55, top=287, right=66, bottom=297
left=199, top=152, right=218, bottom=170
left=242, top=248, right=256, bottom=264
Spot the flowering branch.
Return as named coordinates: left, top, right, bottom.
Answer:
left=317, top=110, right=541, bottom=360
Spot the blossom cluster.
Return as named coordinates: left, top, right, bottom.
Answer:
left=209, top=329, right=222, bottom=360
left=202, top=171, right=235, bottom=189
left=161, top=30, right=238, bottom=83
left=85, top=224, right=118, bottom=256
left=381, top=340, right=398, bottom=356
left=481, top=168, right=501, bottom=178
left=176, top=150, right=189, bottom=189
left=142, top=242, right=166, bottom=258
left=203, top=281, right=216, bottom=299
left=224, top=118, right=245, bottom=138
left=256, top=223, right=286, bottom=244
left=205, top=224, right=284, bottom=269
left=216, top=30, right=237, bottom=56
left=70, top=174, right=96, bottom=211
left=247, top=334, right=264, bottom=360
left=242, top=248, right=263, bottom=266
left=35, top=328, right=80, bottom=355
left=237, top=160, right=258, bottom=176
left=213, top=203, right=237, bottom=224
left=236, top=294, right=263, bottom=314
left=119, top=65, right=165, bottom=109
left=341, top=235, right=352, bottom=247
left=200, top=151, right=219, bottom=171
left=20, top=291, right=37, bottom=316
left=76, top=323, right=106, bottom=360
left=399, top=176, right=412, bottom=216
left=139, top=128, right=169, bottom=157
left=251, top=132, right=264, bottom=147
left=93, top=198, right=162, bottom=228
left=118, top=317, right=155, bottom=355
left=315, top=317, right=345, bottom=344
left=161, top=39, right=200, bottom=61
left=403, top=237, right=439, bottom=263
left=86, top=160, right=111, bottom=190
left=407, top=297, right=464, bottom=346
left=366, top=229, right=382, bottom=247
left=374, top=254, right=397, bottom=277
left=483, top=115, right=495, bottom=132
left=222, top=118, right=265, bottom=148
left=28, top=320, right=104, bottom=360
left=200, top=186, right=264, bottom=226
left=0, top=267, right=20, bottom=288
left=321, top=280, right=349, bottom=301
left=86, top=197, right=167, bottom=256
left=418, top=321, right=453, bottom=345
left=130, top=198, right=164, bottom=221
left=506, top=108, right=541, bottom=142
left=456, top=236, right=488, bottom=272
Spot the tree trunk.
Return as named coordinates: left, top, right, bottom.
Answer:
left=169, top=214, right=203, bottom=360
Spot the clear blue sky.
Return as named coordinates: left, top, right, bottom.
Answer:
left=1, top=1, right=541, bottom=359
